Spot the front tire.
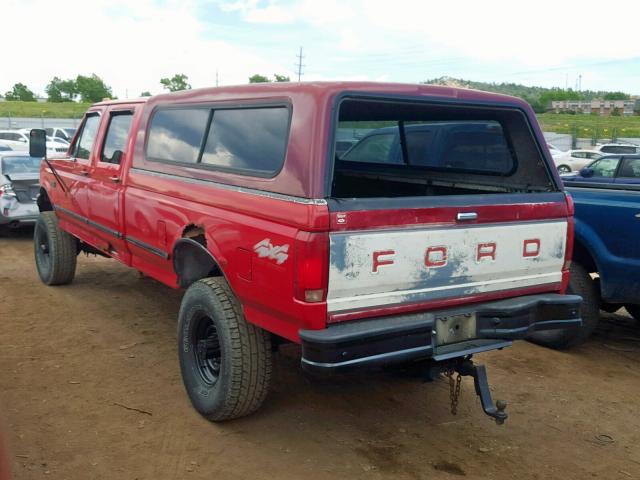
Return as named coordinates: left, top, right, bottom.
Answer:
left=177, top=277, right=272, bottom=421
left=557, top=165, right=571, bottom=174
left=528, top=262, right=600, bottom=349
left=34, top=211, right=77, bottom=285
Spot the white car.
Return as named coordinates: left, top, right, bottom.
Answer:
left=0, top=130, right=68, bottom=155
left=554, top=150, right=603, bottom=173
left=594, top=143, right=640, bottom=155
left=45, top=127, right=76, bottom=143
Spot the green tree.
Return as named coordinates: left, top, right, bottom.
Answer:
left=75, top=74, right=112, bottom=102
left=249, top=73, right=290, bottom=83
left=249, top=74, right=271, bottom=83
left=603, top=92, right=629, bottom=100
left=611, top=107, right=622, bottom=116
left=140, top=91, right=152, bottom=97
left=4, top=83, right=36, bottom=102
left=46, top=77, right=76, bottom=102
left=160, top=74, right=191, bottom=92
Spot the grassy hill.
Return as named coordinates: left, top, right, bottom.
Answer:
left=537, top=113, right=640, bottom=137
left=0, top=101, right=91, bottom=119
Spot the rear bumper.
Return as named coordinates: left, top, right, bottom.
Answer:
left=0, top=199, right=38, bottom=226
left=300, top=293, right=582, bottom=373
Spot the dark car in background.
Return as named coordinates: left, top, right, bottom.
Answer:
left=562, top=155, right=640, bottom=186
left=0, top=152, right=42, bottom=232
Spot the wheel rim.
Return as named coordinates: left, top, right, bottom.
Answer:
left=35, top=224, right=51, bottom=272
left=192, top=314, right=222, bottom=386
left=558, top=166, right=571, bottom=173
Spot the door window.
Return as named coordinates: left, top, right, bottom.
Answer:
left=74, top=114, right=101, bottom=160
left=101, top=112, right=133, bottom=164
left=589, top=157, right=619, bottom=177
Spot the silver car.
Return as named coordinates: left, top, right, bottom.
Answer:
left=0, top=152, right=42, bottom=231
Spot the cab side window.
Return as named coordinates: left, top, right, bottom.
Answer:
left=618, top=158, right=640, bottom=178
left=74, top=114, right=101, bottom=160
left=101, top=112, right=133, bottom=164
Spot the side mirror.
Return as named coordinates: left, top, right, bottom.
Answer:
left=579, top=167, right=594, bottom=178
left=29, top=129, right=47, bottom=158
left=111, top=150, right=123, bottom=165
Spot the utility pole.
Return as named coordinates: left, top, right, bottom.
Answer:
left=295, top=47, right=305, bottom=82
left=578, top=74, right=582, bottom=91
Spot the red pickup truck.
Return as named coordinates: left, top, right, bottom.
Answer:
left=31, top=82, right=582, bottom=424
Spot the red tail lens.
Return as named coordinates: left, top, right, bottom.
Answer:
left=294, top=231, right=329, bottom=303
left=562, top=193, right=575, bottom=293
left=565, top=192, right=575, bottom=216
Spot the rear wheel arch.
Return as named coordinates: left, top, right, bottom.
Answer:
left=173, top=231, right=224, bottom=288
left=572, top=236, right=598, bottom=275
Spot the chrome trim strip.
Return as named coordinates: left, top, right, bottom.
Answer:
left=55, top=206, right=123, bottom=239
left=126, top=236, right=170, bottom=259
left=130, top=168, right=328, bottom=206
left=55, top=206, right=169, bottom=259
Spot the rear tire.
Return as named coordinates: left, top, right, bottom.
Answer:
left=177, top=277, right=272, bottom=421
left=625, top=304, right=640, bottom=321
left=557, top=165, right=571, bottom=174
left=528, top=262, right=600, bottom=349
left=34, top=211, right=77, bottom=285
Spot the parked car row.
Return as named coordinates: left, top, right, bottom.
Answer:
left=0, top=127, right=76, bottom=156
left=549, top=142, right=640, bottom=173
left=0, top=151, right=42, bottom=233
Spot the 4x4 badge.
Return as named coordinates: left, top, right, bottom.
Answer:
left=253, top=239, right=289, bottom=265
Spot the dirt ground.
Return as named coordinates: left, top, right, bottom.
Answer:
left=1, top=228, right=639, bottom=480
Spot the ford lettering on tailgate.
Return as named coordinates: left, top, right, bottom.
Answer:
left=327, top=220, right=567, bottom=313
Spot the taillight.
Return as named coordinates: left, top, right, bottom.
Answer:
left=294, top=231, right=329, bottom=303
left=0, top=184, right=15, bottom=197
left=561, top=192, right=575, bottom=293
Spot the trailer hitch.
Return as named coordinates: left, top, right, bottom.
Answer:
left=455, top=358, right=508, bottom=425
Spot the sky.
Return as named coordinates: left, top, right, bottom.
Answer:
left=3, top=0, right=640, bottom=99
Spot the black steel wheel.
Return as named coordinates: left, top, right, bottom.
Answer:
left=178, top=277, right=272, bottom=421
left=33, top=211, right=77, bottom=285
left=192, top=315, right=222, bottom=387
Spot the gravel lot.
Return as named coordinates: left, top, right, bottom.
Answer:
left=1, top=228, right=639, bottom=480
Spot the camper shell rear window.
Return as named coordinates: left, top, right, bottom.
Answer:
left=331, top=97, right=556, bottom=198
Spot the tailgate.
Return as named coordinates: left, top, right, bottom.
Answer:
left=327, top=198, right=568, bottom=316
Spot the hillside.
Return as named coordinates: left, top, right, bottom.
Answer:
left=424, top=77, right=632, bottom=112
left=0, top=101, right=91, bottom=119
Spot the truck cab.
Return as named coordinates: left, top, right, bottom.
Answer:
left=33, top=82, right=582, bottom=424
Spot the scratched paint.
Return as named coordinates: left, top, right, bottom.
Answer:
left=327, top=220, right=567, bottom=313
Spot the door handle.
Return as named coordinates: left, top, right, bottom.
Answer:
left=109, top=176, right=120, bottom=183
left=79, top=169, right=89, bottom=176
left=457, top=212, right=478, bottom=221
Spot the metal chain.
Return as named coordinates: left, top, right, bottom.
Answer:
left=446, top=368, right=463, bottom=415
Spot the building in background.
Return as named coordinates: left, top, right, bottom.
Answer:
left=551, top=99, right=638, bottom=116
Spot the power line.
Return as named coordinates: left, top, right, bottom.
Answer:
left=295, top=46, right=305, bottom=82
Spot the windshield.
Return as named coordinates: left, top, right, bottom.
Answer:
left=1, top=156, right=43, bottom=175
